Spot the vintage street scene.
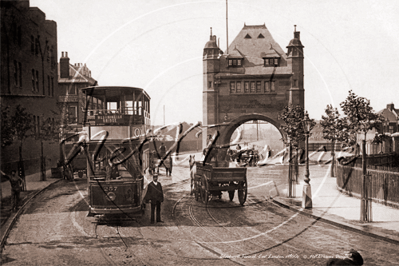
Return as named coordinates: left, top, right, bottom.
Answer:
left=1, top=1, right=399, bottom=265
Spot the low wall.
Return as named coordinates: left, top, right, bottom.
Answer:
left=337, top=162, right=399, bottom=207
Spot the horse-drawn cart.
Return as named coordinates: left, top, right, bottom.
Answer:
left=191, top=161, right=247, bottom=205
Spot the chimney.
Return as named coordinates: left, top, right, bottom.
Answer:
left=387, top=103, right=395, bottom=111
left=60, top=51, right=70, bottom=78
left=294, top=25, right=300, bottom=39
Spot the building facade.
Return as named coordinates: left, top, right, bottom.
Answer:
left=58, top=51, right=98, bottom=132
left=378, top=103, right=399, bottom=135
left=1, top=0, right=59, bottom=174
left=376, top=103, right=399, bottom=153
left=202, top=24, right=304, bottom=148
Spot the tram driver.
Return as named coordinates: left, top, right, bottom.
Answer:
left=106, top=162, right=119, bottom=180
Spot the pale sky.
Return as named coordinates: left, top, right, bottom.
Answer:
left=31, top=0, right=399, bottom=126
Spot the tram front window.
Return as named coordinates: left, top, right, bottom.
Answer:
left=107, top=102, right=118, bottom=114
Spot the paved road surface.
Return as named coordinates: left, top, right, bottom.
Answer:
left=2, top=165, right=398, bottom=265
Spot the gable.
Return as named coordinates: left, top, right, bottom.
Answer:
left=227, top=24, right=286, bottom=60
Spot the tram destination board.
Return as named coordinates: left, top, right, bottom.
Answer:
left=94, top=114, right=144, bottom=125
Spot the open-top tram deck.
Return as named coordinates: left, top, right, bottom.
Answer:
left=78, top=86, right=151, bottom=219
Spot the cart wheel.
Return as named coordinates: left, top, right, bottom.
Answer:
left=238, top=180, right=247, bottom=206
left=228, top=190, right=235, bottom=201
left=200, top=186, right=206, bottom=204
left=202, top=177, right=210, bottom=204
left=194, top=180, right=199, bottom=201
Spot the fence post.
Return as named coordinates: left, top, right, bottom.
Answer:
left=288, top=142, right=293, bottom=198
left=360, top=140, right=371, bottom=222
left=331, top=140, right=335, bottom=177
left=367, top=173, right=372, bottom=222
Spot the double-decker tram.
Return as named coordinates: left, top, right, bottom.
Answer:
left=81, top=86, right=151, bottom=220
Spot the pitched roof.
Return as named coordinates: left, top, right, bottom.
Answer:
left=219, top=24, right=291, bottom=76
left=226, top=47, right=244, bottom=59
left=58, top=63, right=97, bottom=85
left=378, top=104, right=399, bottom=122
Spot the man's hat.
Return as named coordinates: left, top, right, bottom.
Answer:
left=348, top=249, right=363, bottom=265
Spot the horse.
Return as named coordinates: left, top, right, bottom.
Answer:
left=164, top=156, right=173, bottom=176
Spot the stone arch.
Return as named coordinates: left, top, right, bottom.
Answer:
left=219, top=113, right=286, bottom=147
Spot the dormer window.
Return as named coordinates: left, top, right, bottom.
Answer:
left=264, top=58, right=279, bottom=67
left=228, top=59, right=242, bottom=67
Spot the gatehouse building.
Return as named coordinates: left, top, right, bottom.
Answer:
left=202, top=24, right=305, bottom=150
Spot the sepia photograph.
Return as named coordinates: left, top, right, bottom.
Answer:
left=1, top=0, right=398, bottom=265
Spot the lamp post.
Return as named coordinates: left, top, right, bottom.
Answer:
left=302, top=111, right=312, bottom=209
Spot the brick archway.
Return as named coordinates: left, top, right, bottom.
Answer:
left=202, top=25, right=305, bottom=151
left=219, top=114, right=286, bottom=147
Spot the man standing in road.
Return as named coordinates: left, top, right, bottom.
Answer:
left=159, top=142, right=166, bottom=159
left=1, top=170, right=24, bottom=212
left=158, top=142, right=167, bottom=174
left=144, top=173, right=164, bottom=224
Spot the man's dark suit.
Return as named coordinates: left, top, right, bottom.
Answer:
left=144, top=181, right=164, bottom=223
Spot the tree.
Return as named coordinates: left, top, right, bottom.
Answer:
left=340, top=90, right=383, bottom=144
left=1, top=105, right=14, bottom=147
left=339, top=90, right=383, bottom=222
left=279, top=105, right=316, bottom=147
left=320, top=104, right=349, bottom=176
left=11, top=105, right=33, bottom=190
left=39, top=117, right=60, bottom=181
left=279, top=105, right=316, bottom=197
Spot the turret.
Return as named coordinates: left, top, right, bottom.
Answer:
left=203, top=28, right=223, bottom=73
left=203, top=28, right=223, bottom=149
left=287, top=25, right=304, bottom=57
left=286, top=25, right=304, bottom=107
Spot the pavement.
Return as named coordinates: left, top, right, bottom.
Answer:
left=272, top=164, right=399, bottom=245
left=1, top=169, right=62, bottom=251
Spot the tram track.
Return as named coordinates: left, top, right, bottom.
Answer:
left=170, top=181, right=281, bottom=263
left=182, top=189, right=327, bottom=265
left=76, top=172, right=331, bottom=265
left=73, top=168, right=328, bottom=265
left=201, top=196, right=298, bottom=264
left=201, top=194, right=354, bottom=260
left=170, top=193, right=244, bottom=265
left=192, top=195, right=284, bottom=257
